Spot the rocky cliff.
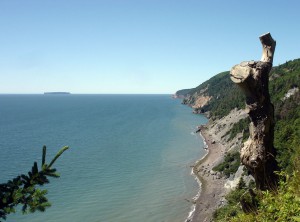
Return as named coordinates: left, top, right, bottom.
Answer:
left=178, top=58, right=300, bottom=221
left=176, top=71, right=244, bottom=118
left=177, top=58, right=300, bottom=121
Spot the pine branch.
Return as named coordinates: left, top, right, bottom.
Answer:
left=0, top=146, right=69, bottom=221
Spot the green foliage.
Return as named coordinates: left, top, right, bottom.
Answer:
left=269, top=60, right=300, bottom=172
left=211, top=59, right=300, bottom=221
left=237, top=177, right=246, bottom=190
left=181, top=58, right=300, bottom=120
left=179, top=58, right=300, bottom=220
left=227, top=171, right=300, bottom=222
left=275, top=116, right=300, bottom=172
left=213, top=202, right=241, bottom=220
left=0, top=146, right=69, bottom=221
left=182, top=71, right=245, bottom=118
left=269, top=59, right=300, bottom=105
left=215, top=135, right=300, bottom=222
left=213, top=152, right=240, bottom=178
left=213, top=180, right=251, bottom=220
left=187, top=59, right=300, bottom=172
left=175, top=88, right=193, bottom=97
left=267, top=59, right=300, bottom=171
left=226, top=118, right=250, bottom=142
left=198, top=72, right=245, bottom=118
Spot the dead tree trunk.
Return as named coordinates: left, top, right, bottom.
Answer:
left=230, top=33, right=278, bottom=190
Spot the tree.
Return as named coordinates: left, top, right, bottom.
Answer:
left=237, top=177, right=246, bottom=190
left=230, top=33, right=278, bottom=190
left=0, top=146, right=69, bottom=221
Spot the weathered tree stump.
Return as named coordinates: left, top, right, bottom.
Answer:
left=230, top=33, right=278, bottom=190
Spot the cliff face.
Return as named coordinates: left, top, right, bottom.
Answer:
left=176, top=71, right=244, bottom=118
left=181, top=88, right=211, bottom=113
left=191, top=95, right=211, bottom=109
left=178, top=58, right=300, bottom=221
left=176, top=58, right=300, bottom=120
left=177, top=58, right=300, bottom=185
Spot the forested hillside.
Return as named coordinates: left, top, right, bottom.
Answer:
left=270, top=59, right=300, bottom=173
left=177, top=58, right=300, bottom=221
left=179, top=71, right=244, bottom=118
left=177, top=59, right=300, bottom=124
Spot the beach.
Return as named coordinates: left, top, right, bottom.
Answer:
left=190, top=126, right=227, bottom=222
left=187, top=109, right=247, bottom=222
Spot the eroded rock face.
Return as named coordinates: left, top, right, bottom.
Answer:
left=181, top=86, right=211, bottom=113
left=283, top=87, right=299, bottom=101
left=192, top=96, right=212, bottom=109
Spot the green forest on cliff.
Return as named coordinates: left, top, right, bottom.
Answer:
left=177, top=58, right=300, bottom=221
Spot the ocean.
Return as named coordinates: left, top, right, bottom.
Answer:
left=0, top=94, right=207, bottom=222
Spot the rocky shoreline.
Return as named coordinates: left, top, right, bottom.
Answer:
left=191, top=127, right=227, bottom=221
left=190, top=109, right=248, bottom=221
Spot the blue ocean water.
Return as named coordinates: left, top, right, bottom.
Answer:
left=0, top=94, right=207, bottom=222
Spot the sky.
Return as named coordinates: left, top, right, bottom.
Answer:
left=0, top=0, right=299, bottom=94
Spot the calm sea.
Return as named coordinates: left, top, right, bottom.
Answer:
left=0, top=94, right=207, bottom=222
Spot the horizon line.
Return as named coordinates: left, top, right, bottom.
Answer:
left=0, top=93, right=174, bottom=95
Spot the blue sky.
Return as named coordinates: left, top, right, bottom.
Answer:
left=0, top=0, right=299, bottom=94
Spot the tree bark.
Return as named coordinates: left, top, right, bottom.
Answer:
left=230, top=33, right=278, bottom=190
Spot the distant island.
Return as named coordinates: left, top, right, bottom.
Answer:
left=44, top=92, right=71, bottom=95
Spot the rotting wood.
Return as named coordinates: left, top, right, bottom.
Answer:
left=230, top=33, right=278, bottom=190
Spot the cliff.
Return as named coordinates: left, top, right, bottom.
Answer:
left=178, top=58, right=300, bottom=221
left=176, top=71, right=244, bottom=118
left=177, top=59, right=300, bottom=120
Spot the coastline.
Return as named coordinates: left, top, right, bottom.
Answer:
left=189, top=125, right=228, bottom=222
left=184, top=108, right=247, bottom=222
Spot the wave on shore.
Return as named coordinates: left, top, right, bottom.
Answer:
left=184, top=131, right=209, bottom=222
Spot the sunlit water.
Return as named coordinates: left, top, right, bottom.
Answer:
left=0, top=94, right=207, bottom=222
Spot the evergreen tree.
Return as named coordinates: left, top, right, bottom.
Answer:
left=0, top=146, right=69, bottom=221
